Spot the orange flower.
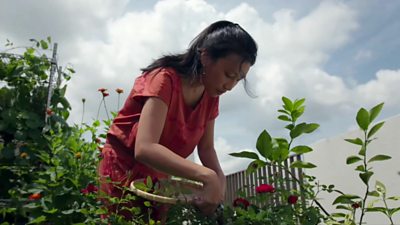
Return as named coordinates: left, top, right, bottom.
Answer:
left=28, top=193, right=42, bottom=200
left=98, top=88, right=107, bottom=93
left=116, top=88, right=124, bottom=94
left=102, top=91, right=109, bottom=97
left=75, top=152, right=82, bottom=159
left=20, top=152, right=28, bottom=159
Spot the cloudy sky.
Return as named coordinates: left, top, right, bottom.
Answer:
left=1, top=0, right=399, bottom=175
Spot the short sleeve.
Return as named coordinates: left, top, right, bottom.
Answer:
left=208, top=97, right=219, bottom=121
left=131, top=68, right=173, bottom=106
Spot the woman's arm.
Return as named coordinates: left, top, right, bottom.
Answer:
left=135, top=97, right=217, bottom=185
left=197, top=120, right=226, bottom=196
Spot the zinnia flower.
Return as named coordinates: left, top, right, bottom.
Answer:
left=256, top=184, right=275, bottom=193
left=81, top=183, right=98, bottom=195
left=28, top=193, right=42, bottom=200
left=351, top=202, right=360, bottom=209
left=233, top=197, right=250, bottom=209
left=46, top=108, right=53, bottom=116
left=116, top=88, right=124, bottom=94
left=98, top=88, right=107, bottom=93
left=102, top=91, right=109, bottom=97
left=288, top=195, right=298, bottom=204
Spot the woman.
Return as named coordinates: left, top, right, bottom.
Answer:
left=98, top=20, right=257, bottom=222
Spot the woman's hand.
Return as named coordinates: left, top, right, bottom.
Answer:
left=193, top=170, right=224, bottom=215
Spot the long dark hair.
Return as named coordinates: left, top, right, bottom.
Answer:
left=142, top=20, right=258, bottom=84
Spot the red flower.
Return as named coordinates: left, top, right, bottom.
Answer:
left=102, top=91, right=109, bottom=97
left=288, top=195, right=298, bottom=204
left=256, top=184, right=275, bottom=193
left=81, top=183, right=98, bottom=195
left=46, top=108, right=53, bottom=116
left=351, top=202, right=360, bottom=209
left=98, top=88, right=107, bottom=93
left=116, top=88, right=124, bottom=94
left=28, top=193, right=42, bottom=200
left=233, top=197, right=250, bottom=209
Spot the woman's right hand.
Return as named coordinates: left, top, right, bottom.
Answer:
left=192, top=170, right=224, bottom=215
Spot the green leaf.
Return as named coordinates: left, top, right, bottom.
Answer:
left=293, top=98, right=305, bottom=109
left=356, top=108, right=370, bottom=130
left=375, top=180, right=386, bottom=194
left=367, top=121, right=385, bottom=138
left=358, top=146, right=366, bottom=156
left=387, top=196, right=400, bottom=201
left=282, top=96, right=293, bottom=111
left=365, top=207, right=387, bottom=213
left=40, top=40, right=48, bottom=49
left=43, top=208, right=58, bottom=214
left=344, top=138, right=363, bottom=146
left=291, top=145, right=313, bottom=154
left=95, top=208, right=108, bottom=215
left=304, top=123, right=319, bottom=133
left=143, top=201, right=151, bottom=207
left=256, top=130, right=273, bottom=160
left=246, top=160, right=267, bottom=175
left=61, top=209, right=75, bottom=214
left=332, top=194, right=360, bottom=205
left=229, top=151, right=259, bottom=160
left=290, top=161, right=316, bottom=169
left=277, top=115, right=291, bottom=122
left=359, top=171, right=374, bottom=185
left=346, top=155, right=362, bottom=164
left=389, top=207, right=400, bottom=217
left=278, top=109, right=290, bottom=115
left=290, top=123, right=319, bottom=139
left=368, top=154, right=391, bottom=163
left=369, top=103, right=384, bottom=123
left=367, top=191, right=380, bottom=197
left=27, top=216, right=47, bottom=224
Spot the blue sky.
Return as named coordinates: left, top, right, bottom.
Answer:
left=1, top=0, right=399, bottom=174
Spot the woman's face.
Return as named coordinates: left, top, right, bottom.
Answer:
left=201, top=53, right=251, bottom=97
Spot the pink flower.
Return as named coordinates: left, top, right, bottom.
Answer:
left=233, top=197, right=250, bottom=209
left=288, top=195, right=298, bottom=204
left=81, top=183, right=98, bottom=195
left=255, top=184, right=275, bottom=193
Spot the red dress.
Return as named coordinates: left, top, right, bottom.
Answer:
left=98, top=67, right=219, bottom=220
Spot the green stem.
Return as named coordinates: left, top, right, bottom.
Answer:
left=382, top=195, right=395, bottom=225
left=359, top=130, right=369, bottom=225
left=278, top=163, right=330, bottom=217
left=96, top=98, right=103, bottom=120
left=103, top=98, right=110, bottom=121
left=81, top=100, right=85, bottom=126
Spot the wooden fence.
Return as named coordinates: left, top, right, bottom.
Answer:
left=224, top=154, right=305, bottom=206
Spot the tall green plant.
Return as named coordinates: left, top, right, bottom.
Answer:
left=229, top=97, right=327, bottom=224
left=331, top=103, right=400, bottom=225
